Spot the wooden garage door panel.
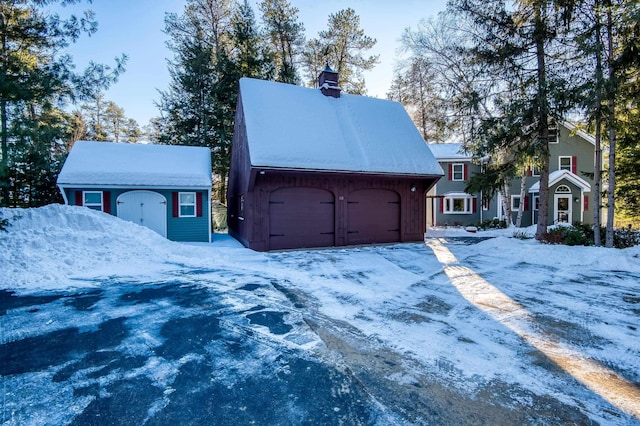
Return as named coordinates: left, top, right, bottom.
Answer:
left=269, top=187, right=335, bottom=250
left=347, top=189, right=400, bottom=245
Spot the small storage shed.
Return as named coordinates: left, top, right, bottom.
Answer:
left=57, top=141, right=212, bottom=242
left=228, top=71, right=443, bottom=251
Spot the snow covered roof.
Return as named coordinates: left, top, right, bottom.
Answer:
left=528, top=169, right=591, bottom=193
left=239, top=78, right=443, bottom=177
left=427, top=143, right=471, bottom=161
left=57, top=141, right=212, bottom=189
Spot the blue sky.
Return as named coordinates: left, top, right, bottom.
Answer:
left=56, top=0, right=448, bottom=126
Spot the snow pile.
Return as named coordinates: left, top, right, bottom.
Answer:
left=0, top=205, right=243, bottom=291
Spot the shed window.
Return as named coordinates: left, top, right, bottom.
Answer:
left=83, top=191, right=103, bottom=211
left=179, top=192, right=196, bottom=217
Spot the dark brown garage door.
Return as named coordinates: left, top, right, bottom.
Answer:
left=269, top=187, right=335, bottom=250
left=347, top=189, right=400, bottom=245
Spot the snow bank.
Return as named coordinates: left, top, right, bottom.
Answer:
left=0, top=205, right=248, bottom=292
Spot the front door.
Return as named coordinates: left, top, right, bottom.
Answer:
left=117, top=190, right=167, bottom=237
left=554, top=195, right=572, bottom=223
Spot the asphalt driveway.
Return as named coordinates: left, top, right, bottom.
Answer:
left=1, top=238, right=639, bottom=425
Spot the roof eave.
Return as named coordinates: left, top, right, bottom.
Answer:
left=251, top=165, right=444, bottom=179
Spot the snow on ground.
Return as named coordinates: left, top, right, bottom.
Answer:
left=1, top=205, right=639, bottom=424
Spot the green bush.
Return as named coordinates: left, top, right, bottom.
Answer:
left=541, top=223, right=640, bottom=248
left=613, top=225, right=640, bottom=249
left=475, top=218, right=507, bottom=230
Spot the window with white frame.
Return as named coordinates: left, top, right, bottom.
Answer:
left=559, top=156, right=572, bottom=171
left=548, top=120, right=558, bottom=143
left=511, top=195, right=521, bottom=211
left=452, top=163, right=465, bottom=181
left=533, top=195, right=540, bottom=211
left=179, top=192, right=196, bottom=217
left=444, top=194, right=473, bottom=214
left=83, top=191, right=103, bottom=211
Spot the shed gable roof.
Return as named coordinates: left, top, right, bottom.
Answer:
left=57, top=141, right=212, bottom=188
left=239, top=78, right=443, bottom=177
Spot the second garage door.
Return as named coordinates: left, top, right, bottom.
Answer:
left=347, top=189, right=400, bottom=245
left=268, top=187, right=335, bottom=250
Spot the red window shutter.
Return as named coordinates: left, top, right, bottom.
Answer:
left=439, top=198, right=444, bottom=213
left=103, top=191, right=111, bottom=214
left=584, top=195, right=589, bottom=211
left=196, top=192, right=203, bottom=217
left=524, top=195, right=529, bottom=211
left=448, top=164, right=452, bottom=180
left=75, top=191, right=83, bottom=206
left=464, top=164, right=469, bottom=181
left=526, top=166, right=532, bottom=177
left=472, top=197, right=477, bottom=213
left=172, top=192, right=179, bottom=217
left=571, top=156, right=577, bottom=174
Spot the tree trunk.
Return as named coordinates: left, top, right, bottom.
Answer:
left=502, top=180, right=512, bottom=226
left=605, top=6, right=616, bottom=247
left=593, top=2, right=603, bottom=246
left=0, top=10, right=8, bottom=207
left=534, top=4, right=550, bottom=240
left=515, top=173, right=527, bottom=228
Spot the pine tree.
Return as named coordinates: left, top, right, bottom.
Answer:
left=0, top=0, right=124, bottom=207
left=449, top=0, right=578, bottom=238
left=159, top=0, right=271, bottom=202
left=303, top=8, right=378, bottom=94
left=258, top=0, right=304, bottom=84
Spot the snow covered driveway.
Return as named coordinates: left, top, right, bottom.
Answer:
left=1, top=206, right=639, bottom=424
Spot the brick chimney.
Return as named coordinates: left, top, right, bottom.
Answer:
left=318, top=65, right=341, bottom=98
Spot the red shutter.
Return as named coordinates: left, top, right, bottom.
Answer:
left=464, top=164, right=468, bottom=181
left=448, top=164, right=452, bottom=180
left=526, top=166, right=532, bottom=177
left=571, top=156, right=577, bottom=174
left=439, top=197, right=444, bottom=213
left=472, top=197, right=477, bottom=213
left=584, top=195, right=589, bottom=211
left=172, top=192, right=179, bottom=217
left=75, top=191, right=83, bottom=206
left=196, top=192, right=203, bottom=217
left=103, top=191, right=111, bottom=214
left=524, top=195, right=529, bottom=211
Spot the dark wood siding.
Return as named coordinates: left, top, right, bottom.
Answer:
left=347, top=189, right=400, bottom=245
left=268, top=187, right=335, bottom=250
left=228, top=168, right=438, bottom=251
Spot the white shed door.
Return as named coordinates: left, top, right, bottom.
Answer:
left=117, top=191, right=167, bottom=237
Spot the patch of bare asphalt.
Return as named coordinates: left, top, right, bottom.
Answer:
left=271, top=282, right=594, bottom=425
